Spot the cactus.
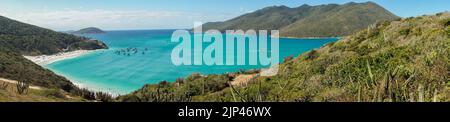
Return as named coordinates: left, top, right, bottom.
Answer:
left=16, top=81, right=29, bottom=95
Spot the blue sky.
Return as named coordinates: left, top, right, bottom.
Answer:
left=0, top=0, right=448, bottom=30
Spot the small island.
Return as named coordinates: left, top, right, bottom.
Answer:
left=72, top=27, right=106, bottom=34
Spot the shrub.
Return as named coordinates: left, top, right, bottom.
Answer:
left=43, top=89, right=66, bottom=99
left=405, top=17, right=414, bottom=21
left=399, top=28, right=411, bottom=36
left=313, top=88, right=346, bottom=102
left=120, top=95, right=141, bottom=102
left=95, top=92, right=114, bottom=102
left=283, top=55, right=294, bottom=63
left=441, top=18, right=450, bottom=27
left=446, top=27, right=450, bottom=37
left=16, top=81, right=29, bottom=95
left=119, top=86, right=192, bottom=102
left=175, top=78, right=184, bottom=84
left=304, top=50, right=318, bottom=60
left=75, top=88, right=96, bottom=100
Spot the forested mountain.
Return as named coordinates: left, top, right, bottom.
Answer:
left=0, top=16, right=107, bottom=55
left=201, top=2, right=400, bottom=38
left=71, top=27, right=106, bottom=34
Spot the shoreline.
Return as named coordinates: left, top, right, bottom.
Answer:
left=23, top=50, right=100, bottom=66
left=23, top=49, right=124, bottom=96
left=69, top=80, right=123, bottom=97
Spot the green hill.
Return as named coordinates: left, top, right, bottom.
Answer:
left=120, top=12, right=450, bottom=102
left=0, top=16, right=108, bottom=55
left=201, top=2, right=400, bottom=38
left=71, top=27, right=106, bottom=34
left=0, top=15, right=109, bottom=101
left=0, top=48, right=75, bottom=90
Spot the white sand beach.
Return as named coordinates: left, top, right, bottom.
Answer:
left=23, top=50, right=98, bottom=66
left=22, top=49, right=123, bottom=96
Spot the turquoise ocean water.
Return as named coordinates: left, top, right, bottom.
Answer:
left=45, top=30, right=338, bottom=94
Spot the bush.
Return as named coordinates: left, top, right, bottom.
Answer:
left=399, top=28, right=411, bottom=36
left=283, top=55, right=294, bottom=63
left=304, top=50, right=318, bottom=60
left=119, top=84, right=192, bottom=102
left=74, top=88, right=96, bottom=100
left=16, top=81, right=29, bottom=95
left=43, top=89, right=66, bottom=99
left=441, top=18, right=450, bottom=27
left=95, top=92, right=114, bottom=102
left=446, top=27, right=450, bottom=37
left=0, top=48, right=78, bottom=94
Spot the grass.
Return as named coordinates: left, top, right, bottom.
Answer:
left=0, top=81, right=85, bottom=102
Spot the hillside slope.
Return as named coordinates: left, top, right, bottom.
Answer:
left=0, top=16, right=108, bottom=55
left=121, top=12, right=450, bottom=102
left=280, top=2, right=399, bottom=37
left=0, top=79, right=85, bottom=102
left=0, top=48, right=75, bottom=90
left=201, top=2, right=399, bottom=38
left=0, top=15, right=109, bottom=101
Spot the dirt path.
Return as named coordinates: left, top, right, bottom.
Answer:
left=0, top=78, right=43, bottom=90
left=230, top=74, right=258, bottom=86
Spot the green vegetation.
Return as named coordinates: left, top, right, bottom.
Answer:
left=0, top=49, right=114, bottom=102
left=0, top=16, right=108, bottom=55
left=0, top=48, right=75, bottom=90
left=0, top=15, right=109, bottom=101
left=71, top=27, right=106, bottom=34
left=16, top=81, right=29, bottom=95
left=0, top=6, right=448, bottom=102
left=202, top=2, right=399, bottom=38
left=0, top=81, right=85, bottom=102
left=123, top=12, right=450, bottom=102
left=118, top=74, right=233, bottom=102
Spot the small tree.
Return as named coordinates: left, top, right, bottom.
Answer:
left=16, top=81, right=29, bottom=95
left=95, top=92, right=114, bottom=102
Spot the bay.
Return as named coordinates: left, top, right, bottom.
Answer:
left=46, top=30, right=338, bottom=94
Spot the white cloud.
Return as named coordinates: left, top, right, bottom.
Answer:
left=1, top=9, right=239, bottom=31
